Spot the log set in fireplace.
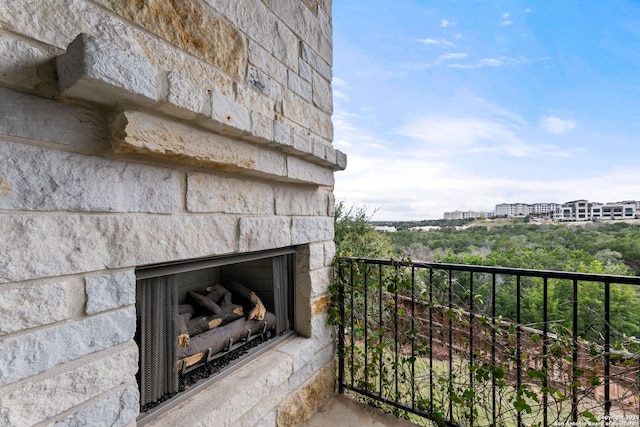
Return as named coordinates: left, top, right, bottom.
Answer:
left=135, top=249, right=295, bottom=413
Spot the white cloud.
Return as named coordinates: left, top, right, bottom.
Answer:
left=539, top=116, right=577, bottom=135
left=441, top=19, right=453, bottom=28
left=398, top=115, right=523, bottom=151
left=332, top=76, right=349, bottom=87
left=502, top=20, right=513, bottom=26
left=502, top=13, right=510, bottom=19
left=447, top=55, right=527, bottom=69
left=417, top=38, right=455, bottom=47
left=438, top=52, right=468, bottom=61
left=333, top=90, right=349, bottom=101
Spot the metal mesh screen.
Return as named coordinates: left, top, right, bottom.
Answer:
left=138, top=275, right=178, bottom=407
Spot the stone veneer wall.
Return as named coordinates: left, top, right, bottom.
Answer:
left=0, top=0, right=344, bottom=425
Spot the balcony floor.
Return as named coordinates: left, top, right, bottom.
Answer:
left=303, top=394, right=421, bottom=427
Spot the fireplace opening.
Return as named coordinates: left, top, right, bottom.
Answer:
left=134, top=248, right=295, bottom=417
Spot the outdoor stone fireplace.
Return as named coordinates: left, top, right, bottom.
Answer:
left=0, top=1, right=344, bottom=425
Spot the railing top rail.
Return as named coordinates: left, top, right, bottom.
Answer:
left=336, top=256, right=640, bottom=286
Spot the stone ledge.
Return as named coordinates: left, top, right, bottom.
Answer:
left=56, top=33, right=346, bottom=173
left=143, top=345, right=293, bottom=426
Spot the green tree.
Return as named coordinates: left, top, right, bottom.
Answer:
left=334, top=202, right=395, bottom=258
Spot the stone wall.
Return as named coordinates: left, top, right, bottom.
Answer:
left=0, top=0, right=343, bottom=425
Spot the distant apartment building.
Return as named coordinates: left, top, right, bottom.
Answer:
left=591, top=201, right=638, bottom=221
left=444, top=210, right=493, bottom=220
left=492, top=200, right=638, bottom=221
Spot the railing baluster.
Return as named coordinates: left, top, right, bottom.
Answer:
left=364, top=263, right=369, bottom=391
left=349, top=260, right=355, bottom=391
left=411, top=265, right=416, bottom=411
left=572, top=278, right=579, bottom=423
left=379, top=263, right=383, bottom=398
left=491, top=273, right=497, bottom=423
left=604, top=281, right=611, bottom=418
left=469, top=271, right=474, bottom=427
left=429, top=268, right=434, bottom=413
left=394, top=263, right=399, bottom=404
left=516, top=274, right=522, bottom=427
left=542, top=277, right=548, bottom=427
left=338, top=259, right=345, bottom=394
left=448, top=269, right=454, bottom=421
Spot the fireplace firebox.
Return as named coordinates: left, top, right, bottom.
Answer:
left=134, top=248, right=295, bottom=415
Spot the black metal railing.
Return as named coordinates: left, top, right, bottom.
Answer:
left=334, top=257, right=640, bottom=427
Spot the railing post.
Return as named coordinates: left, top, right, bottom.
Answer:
left=337, top=259, right=345, bottom=394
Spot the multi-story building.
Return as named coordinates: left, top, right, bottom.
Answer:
left=592, top=201, right=637, bottom=220
left=444, top=210, right=493, bottom=220
left=449, top=200, right=639, bottom=222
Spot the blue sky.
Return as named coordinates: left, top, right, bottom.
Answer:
left=331, top=0, right=640, bottom=220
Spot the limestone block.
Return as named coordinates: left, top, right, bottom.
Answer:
left=276, top=361, right=335, bottom=426
left=298, top=58, right=313, bottom=82
left=302, top=0, right=319, bottom=15
left=248, top=39, right=288, bottom=86
left=209, top=91, right=251, bottom=136
left=249, top=111, right=274, bottom=144
left=0, top=87, right=106, bottom=150
left=157, top=71, right=211, bottom=120
left=208, top=0, right=298, bottom=71
left=311, top=295, right=331, bottom=315
left=287, top=343, right=335, bottom=392
left=92, top=0, right=245, bottom=77
left=275, top=187, right=329, bottom=216
left=248, top=65, right=282, bottom=101
left=310, top=267, right=333, bottom=298
left=307, top=105, right=334, bottom=141
left=288, top=70, right=312, bottom=102
left=287, top=157, right=334, bottom=186
left=57, top=33, right=160, bottom=107
left=264, top=0, right=332, bottom=65
left=0, top=30, right=59, bottom=92
left=283, top=90, right=310, bottom=128
left=323, top=240, right=336, bottom=267
left=256, top=148, right=288, bottom=179
left=0, top=343, right=138, bottom=426
left=292, top=129, right=313, bottom=155
left=254, top=411, right=276, bottom=427
left=0, top=282, right=68, bottom=336
left=273, top=120, right=293, bottom=149
left=0, top=214, right=237, bottom=283
left=312, top=70, right=333, bottom=114
left=48, top=385, right=139, bottom=427
left=238, top=83, right=276, bottom=118
left=239, top=217, right=292, bottom=253
left=0, top=307, right=135, bottom=387
left=301, top=42, right=332, bottom=82
left=85, top=271, right=136, bottom=315
left=187, top=173, right=274, bottom=214
left=112, top=110, right=258, bottom=172
left=291, top=216, right=334, bottom=245
left=0, top=139, right=181, bottom=213
left=312, top=138, right=337, bottom=166
left=335, top=149, right=348, bottom=171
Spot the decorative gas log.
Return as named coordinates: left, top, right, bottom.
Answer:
left=177, top=311, right=277, bottom=368
left=177, top=313, right=191, bottom=347
left=186, top=291, right=221, bottom=314
left=226, top=281, right=266, bottom=320
left=187, top=304, right=245, bottom=336
left=205, top=283, right=232, bottom=307
left=179, top=304, right=196, bottom=315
